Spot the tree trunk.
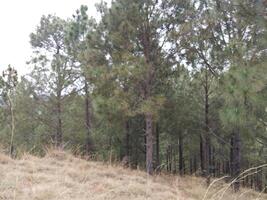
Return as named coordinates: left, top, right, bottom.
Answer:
left=55, top=56, right=63, bottom=148
left=166, top=146, right=170, bottom=172
left=140, top=16, right=155, bottom=175
left=231, top=129, right=241, bottom=192
left=230, top=137, right=234, bottom=176
left=155, top=123, right=160, bottom=171
left=145, top=113, right=153, bottom=175
left=179, top=133, right=184, bottom=176
left=125, top=120, right=130, bottom=157
left=144, top=119, right=147, bottom=156
left=261, top=168, right=266, bottom=193
left=85, top=79, right=92, bottom=153
left=204, top=67, right=211, bottom=185
left=8, top=92, right=15, bottom=157
left=56, top=93, right=62, bottom=148
left=200, top=135, right=204, bottom=171
left=190, top=157, right=193, bottom=175
left=170, top=145, right=173, bottom=173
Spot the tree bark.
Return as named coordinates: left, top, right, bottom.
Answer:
left=125, top=120, right=130, bottom=157
left=56, top=95, right=62, bottom=148
left=166, top=146, right=169, bottom=172
left=204, top=67, right=211, bottom=185
left=7, top=92, right=15, bottom=157
left=200, top=135, right=204, bottom=171
left=85, top=79, right=92, bottom=153
left=55, top=51, right=63, bottom=148
left=231, top=129, right=241, bottom=192
left=179, top=133, right=184, bottom=176
left=230, top=136, right=234, bottom=176
left=155, top=123, right=160, bottom=171
left=145, top=113, right=153, bottom=175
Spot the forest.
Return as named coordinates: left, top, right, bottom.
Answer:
left=0, top=0, right=266, bottom=194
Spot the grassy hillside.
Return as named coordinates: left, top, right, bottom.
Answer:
left=0, top=150, right=266, bottom=200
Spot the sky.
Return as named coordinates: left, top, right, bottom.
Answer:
left=0, top=0, right=105, bottom=76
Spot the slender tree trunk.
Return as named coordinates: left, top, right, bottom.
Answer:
left=145, top=113, right=153, bottom=175
left=134, top=136, right=138, bottom=169
left=230, top=136, right=234, bottom=176
left=261, top=168, right=266, bottom=193
left=125, top=120, right=130, bottom=157
left=211, top=146, right=215, bottom=176
left=200, top=135, right=204, bottom=171
left=166, top=146, right=169, bottom=172
left=85, top=79, right=92, bottom=153
left=179, top=133, right=184, bottom=176
left=144, top=119, right=147, bottom=156
left=173, top=147, right=177, bottom=174
left=204, top=68, right=211, bottom=185
left=55, top=53, right=63, bottom=148
left=202, top=134, right=207, bottom=173
left=155, top=123, right=160, bottom=171
left=56, top=96, right=62, bottom=148
left=231, top=129, right=241, bottom=192
left=170, top=145, right=173, bottom=173
left=190, top=157, right=193, bottom=175
left=8, top=93, right=15, bottom=157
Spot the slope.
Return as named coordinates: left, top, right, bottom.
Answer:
left=0, top=150, right=265, bottom=200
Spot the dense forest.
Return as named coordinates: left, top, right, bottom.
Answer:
left=0, top=0, right=266, bottom=193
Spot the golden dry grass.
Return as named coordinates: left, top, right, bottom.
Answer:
left=0, top=150, right=266, bottom=200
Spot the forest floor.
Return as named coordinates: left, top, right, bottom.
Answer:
left=0, top=150, right=266, bottom=200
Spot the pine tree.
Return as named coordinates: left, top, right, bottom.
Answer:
left=0, top=65, right=18, bottom=156
left=29, top=15, right=78, bottom=148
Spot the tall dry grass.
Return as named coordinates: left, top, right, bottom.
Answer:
left=0, top=149, right=266, bottom=200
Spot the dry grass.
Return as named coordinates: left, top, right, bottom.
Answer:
left=0, top=150, right=266, bottom=200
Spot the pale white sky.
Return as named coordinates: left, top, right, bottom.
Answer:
left=0, top=0, right=106, bottom=76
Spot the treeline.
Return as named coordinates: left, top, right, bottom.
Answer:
left=0, top=0, right=266, bottom=192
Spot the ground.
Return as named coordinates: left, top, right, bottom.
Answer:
left=0, top=150, right=266, bottom=200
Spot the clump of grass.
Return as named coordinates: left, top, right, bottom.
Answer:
left=201, top=164, right=267, bottom=200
